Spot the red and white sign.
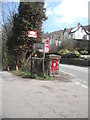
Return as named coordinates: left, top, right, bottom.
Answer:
left=45, top=44, right=49, bottom=53
left=28, top=30, right=37, bottom=38
left=39, top=49, right=44, bottom=53
left=42, top=38, right=49, bottom=43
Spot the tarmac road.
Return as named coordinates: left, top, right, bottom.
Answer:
left=59, top=64, right=88, bottom=86
left=0, top=71, right=88, bottom=118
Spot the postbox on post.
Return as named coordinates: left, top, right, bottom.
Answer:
left=45, top=54, right=61, bottom=77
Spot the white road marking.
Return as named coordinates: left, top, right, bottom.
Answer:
left=60, top=70, right=88, bottom=88
left=59, top=70, right=76, bottom=77
left=83, top=81, right=87, bottom=84
left=74, top=82, right=80, bottom=85
left=74, top=81, right=88, bottom=88
left=81, top=84, right=88, bottom=88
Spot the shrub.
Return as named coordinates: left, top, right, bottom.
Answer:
left=84, top=57, right=90, bottom=60
left=80, top=50, right=88, bottom=55
left=73, top=50, right=81, bottom=58
left=62, top=50, right=81, bottom=58
left=58, top=49, right=70, bottom=56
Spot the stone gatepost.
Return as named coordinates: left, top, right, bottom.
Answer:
left=45, top=54, right=61, bottom=77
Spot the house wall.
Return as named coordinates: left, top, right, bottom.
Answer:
left=63, top=25, right=90, bottom=40
left=70, top=27, right=89, bottom=40
left=63, top=32, right=69, bottom=40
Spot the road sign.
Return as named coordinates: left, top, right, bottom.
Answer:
left=45, top=44, right=49, bottom=53
left=39, top=49, right=44, bottom=52
left=42, top=38, right=49, bottom=43
left=28, top=30, right=37, bottom=38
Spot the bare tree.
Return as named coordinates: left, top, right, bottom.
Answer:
left=1, top=2, right=19, bottom=39
left=1, top=2, right=19, bottom=70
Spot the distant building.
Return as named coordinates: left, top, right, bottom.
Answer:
left=63, top=28, right=71, bottom=40
left=42, top=30, right=63, bottom=46
left=63, top=23, right=90, bottom=40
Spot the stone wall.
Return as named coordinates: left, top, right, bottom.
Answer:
left=61, top=58, right=90, bottom=66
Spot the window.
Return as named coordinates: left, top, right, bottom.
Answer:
left=81, top=28, right=83, bottom=33
left=83, top=35, right=87, bottom=40
left=71, top=33, right=73, bottom=38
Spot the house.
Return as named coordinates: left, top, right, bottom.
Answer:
left=63, top=23, right=90, bottom=40
left=42, top=30, right=64, bottom=53
left=63, top=28, right=71, bottom=40
left=42, top=30, right=63, bottom=46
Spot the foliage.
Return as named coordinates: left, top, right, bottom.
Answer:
left=6, top=2, right=47, bottom=69
left=17, top=70, right=52, bottom=80
left=58, top=49, right=70, bottom=56
left=58, top=49, right=81, bottom=58
left=73, top=50, right=81, bottom=58
left=62, top=50, right=81, bottom=58
left=11, top=2, right=47, bottom=50
left=60, top=39, right=77, bottom=51
left=32, top=51, right=43, bottom=57
left=84, top=57, right=90, bottom=60
left=2, top=28, right=8, bottom=70
left=80, top=50, right=88, bottom=55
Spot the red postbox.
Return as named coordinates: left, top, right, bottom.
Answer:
left=52, top=59, right=57, bottom=72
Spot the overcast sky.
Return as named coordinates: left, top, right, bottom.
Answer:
left=42, top=0, right=90, bottom=33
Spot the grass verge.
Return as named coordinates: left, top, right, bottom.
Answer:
left=12, top=70, right=52, bottom=80
left=11, top=70, right=71, bottom=82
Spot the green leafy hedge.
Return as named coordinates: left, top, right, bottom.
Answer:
left=58, top=49, right=70, bottom=56
left=80, top=50, right=88, bottom=55
left=58, top=49, right=81, bottom=58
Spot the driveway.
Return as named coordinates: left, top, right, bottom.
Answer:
left=1, top=71, right=88, bottom=118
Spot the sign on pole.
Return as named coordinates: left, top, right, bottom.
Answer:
left=28, top=30, right=37, bottom=38
left=45, top=44, right=49, bottom=53
left=42, top=38, right=49, bottom=43
left=39, top=49, right=44, bottom=53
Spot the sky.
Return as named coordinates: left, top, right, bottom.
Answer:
left=42, top=0, right=90, bottom=33
left=1, top=2, right=19, bottom=23
left=1, top=0, right=90, bottom=33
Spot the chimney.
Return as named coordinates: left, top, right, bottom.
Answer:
left=78, top=23, right=80, bottom=28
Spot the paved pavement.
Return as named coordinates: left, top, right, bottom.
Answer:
left=59, top=64, right=88, bottom=86
left=0, top=71, right=88, bottom=118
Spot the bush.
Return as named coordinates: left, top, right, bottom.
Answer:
left=62, top=50, right=81, bottom=58
left=18, top=70, right=52, bottom=80
left=58, top=49, right=70, bottom=56
left=84, top=57, right=90, bottom=60
left=73, top=50, right=81, bottom=58
left=80, top=50, right=88, bottom=55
